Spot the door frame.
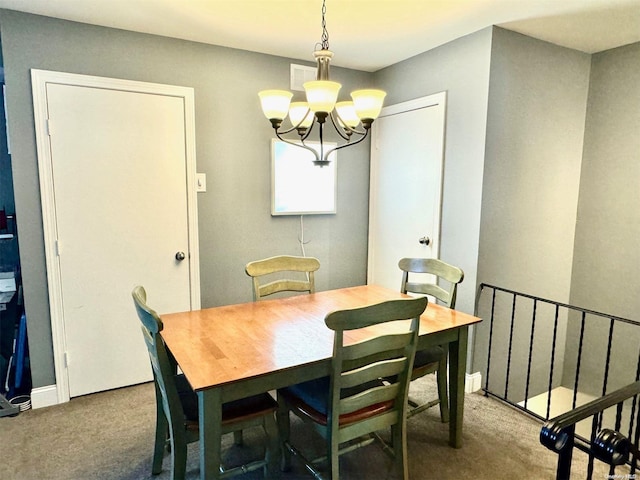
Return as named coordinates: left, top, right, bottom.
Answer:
left=31, top=69, right=201, bottom=404
left=368, top=91, right=447, bottom=284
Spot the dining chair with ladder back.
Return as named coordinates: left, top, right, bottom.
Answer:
left=245, top=255, right=320, bottom=301
left=397, top=257, right=464, bottom=422
left=131, top=286, right=280, bottom=480
left=276, top=296, right=428, bottom=480
left=242, top=254, right=320, bottom=445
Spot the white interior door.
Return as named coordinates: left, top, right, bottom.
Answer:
left=32, top=71, right=200, bottom=401
left=368, top=92, right=446, bottom=290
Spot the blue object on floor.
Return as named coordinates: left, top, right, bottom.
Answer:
left=14, top=312, right=27, bottom=390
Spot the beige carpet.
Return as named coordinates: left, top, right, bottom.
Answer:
left=0, top=377, right=623, bottom=479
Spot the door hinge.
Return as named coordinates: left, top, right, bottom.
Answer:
left=64, top=351, right=70, bottom=367
left=55, top=240, right=62, bottom=256
left=46, top=118, right=53, bottom=136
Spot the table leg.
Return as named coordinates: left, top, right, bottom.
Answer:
left=198, top=388, right=222, bottom=480
left=448, top=326, right=469, bottom=448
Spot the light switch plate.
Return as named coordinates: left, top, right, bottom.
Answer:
left=196, top=173, right=206, bottom=192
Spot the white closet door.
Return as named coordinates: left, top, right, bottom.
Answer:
left=368, top=92, right=446, bottom=290
left=32, top=71, right=200, bottom=399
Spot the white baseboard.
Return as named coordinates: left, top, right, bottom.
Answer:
left=465, top=372, right=482, bottom=393
left=31, top=384, right=59, bottom=409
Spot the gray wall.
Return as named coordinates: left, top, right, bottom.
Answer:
left=570, top=42, right=640, bottom=320
left=0, top=10, right=373, bottom=389
left=4, top=9, right=637, bottom=397
left=473, top=28, right=591, bottom=401
left=374, top=28, right=493, bottom=317
left=564, top=42, right=640, bottom=395
left=474, top=31, right=640, bottom=402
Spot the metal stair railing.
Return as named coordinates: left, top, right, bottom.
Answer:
left=475, top=283, right=640, bottom=422
left=475, top=283, right=640, bottom=478
left=540, top=380, right=640, bottom=480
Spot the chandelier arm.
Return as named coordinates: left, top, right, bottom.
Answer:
left=273, top=129, right=322, bottom=163
left=321, top=128, right=371, bottom=162
left=273, top=107, right=316, bottom=138
left=274, top=124, right=302, bottom=136
left=329, top=111, right=367, bottom=139
left=328, top=112, right=351, bottom=141
left=299, top=121, right=315, bottom=142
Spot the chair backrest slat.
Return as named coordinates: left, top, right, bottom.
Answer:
left=245, top=255, right=320, bottom=301
left=342, top=333, right=414, bottom=363
left=341, top=357, right=407, bottom=389
left=399, top=257, right=464, bottom=308
left=340, top=382, right=400, bottom=415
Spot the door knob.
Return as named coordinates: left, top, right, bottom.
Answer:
left=418, top=237, right=431, bottom=246
left=175, top=251, right=186, bottom=261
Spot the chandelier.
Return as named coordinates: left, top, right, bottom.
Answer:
left=258, top=0, right=386, bottom=166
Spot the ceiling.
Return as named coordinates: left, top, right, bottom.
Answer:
left=0, top=0, right=638, bottom=72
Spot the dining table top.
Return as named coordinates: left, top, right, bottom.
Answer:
left=160, top=284, right=481, bottom=393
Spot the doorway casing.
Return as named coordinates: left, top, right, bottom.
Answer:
left=31, top=70, right=200, bottom=405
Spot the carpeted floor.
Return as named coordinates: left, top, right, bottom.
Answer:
left=0, top=376, right=624, bottom=479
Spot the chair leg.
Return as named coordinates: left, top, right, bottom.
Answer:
left=391, top=422, right=409, bottom=480
left=437, top=352, right=450, bottom=423
left=152, top=391, right=168, bottom=474
left=276, top=393, right=291, bottom=471
left=152, top=423, right=168, bottom=474
left=328, top=434, right=340, bottom=480
left=233, top=430, right=244, bottom=446
left=170, top=431, right=188, bottom=480
left=263, top=413, right=281, bottom=479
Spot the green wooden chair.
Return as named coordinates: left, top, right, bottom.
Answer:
left=131, top=286, right=280, bottom=480
left=276, top=296, right=428, bottom=480
left=398, top=257, right=464, bottom=422
left=245, top=255, right=321, bottom=301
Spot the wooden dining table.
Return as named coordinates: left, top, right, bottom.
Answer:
left=160, top=284, right=482, bottom=480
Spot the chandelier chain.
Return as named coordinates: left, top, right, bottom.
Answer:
left=320, top=0, right=329, bottom=50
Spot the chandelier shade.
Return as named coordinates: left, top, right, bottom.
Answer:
left=288, top=102, right=314, bottom=129
left=258, top=90, right=293, bottom=124
left=258, top=0, right=386, bottom=165
left=335, top=101, right=360, bottom=128
left=351, top=89, right=387, bottom=122
left=303, top=80, right=341, bottom=114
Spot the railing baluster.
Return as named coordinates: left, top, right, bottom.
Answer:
left=524, top=299, right=537, bottom=410
left=630, top=351, right=640, bottom=476
left=573, top=312, right=587, bottom=409
left=612, top=403, right=624, bottom=478
left=587, top=413, right=598, bottom=480
left=598, top=319, right=615, bottom=432
left=546, top=304, right=560, bottom=420
left=484, top=288, right=497, bottom=395
left=630, top=348, right=640, bottom=442
left=632, top=396, right=639, bottom=476
left=504, top=293, right=517, bottom=399
left=557, top=424, right=576, bottom=480
left=602, top=318, right=615, bottom=398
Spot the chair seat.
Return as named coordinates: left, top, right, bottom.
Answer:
left=414, top=346, right=444, bottom=368
left=176, top=374, right=278, bottom=425
left=384, top=346, right=444, bottom=384
left=279, top=376, right=392, bottom=427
